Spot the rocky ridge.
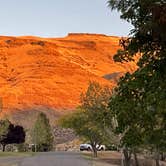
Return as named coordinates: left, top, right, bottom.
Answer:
left=0, top=33, right=138, bottom=116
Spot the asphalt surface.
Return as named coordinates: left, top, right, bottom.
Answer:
left=0, top=152, right=92, bottom=166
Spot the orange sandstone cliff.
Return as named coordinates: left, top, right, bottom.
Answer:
left=0, top=33, right=137, bottom=115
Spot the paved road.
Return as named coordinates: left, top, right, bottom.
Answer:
left=0, top=152, right=92, bottom=166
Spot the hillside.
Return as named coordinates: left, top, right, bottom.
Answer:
left=0, top=33, right=137, bottom=117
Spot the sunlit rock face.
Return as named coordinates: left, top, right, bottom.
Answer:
left=0, top=33, right=138, bottom=115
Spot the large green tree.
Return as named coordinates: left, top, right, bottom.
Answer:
left=32, top=112, right=53, bottom=152
left=108, top=0, right=166, bottom=63
left=59, top=108, right=107, bottom=157
left=108, top=1, right=166, bottom=166
left=80, top=81, right=112, bottom=126
left=60, top=81, right=112, bottom=157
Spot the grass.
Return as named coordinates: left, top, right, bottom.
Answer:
left=0, top=152, right=36, bottom=157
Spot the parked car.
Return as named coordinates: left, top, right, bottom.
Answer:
left=80, top=144, right=105, bottom=151
left=80, top=144, right=92, bottom=151
left=96, top=144, right=106, bottom=151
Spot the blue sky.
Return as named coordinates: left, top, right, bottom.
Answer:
left=0, top=0, right=132, bottom=37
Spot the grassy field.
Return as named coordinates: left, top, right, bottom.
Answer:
left=0, top=152, right=36, bottom=157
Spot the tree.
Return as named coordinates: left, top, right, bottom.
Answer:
left=32, top=112, right=53, bottom=152
left=0, top=119, right=11, bottom=151
left=59, top=108, right=107, bottom=157
left=108, top=0, right=166, bottom=72
left=80, top=81, right=112, bottom=128
left=0, top=119, right=25, bottom=151
left=1, top=124, right=25, bottom=151
left=108, top=1, right=166, bottom=166
left=109, top=68, right=166, bottom=166
left=109, top=72, right=146, bottom=166
left=80, top=81, right=113, bottom=156
left=60, top=81, right=112, bottom=157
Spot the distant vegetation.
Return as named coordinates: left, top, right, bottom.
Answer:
left=0, top=111, right=55, bottom=153
left=0, top=119, right=25, bottom=152
left=32, top=112, right=54, bottom=152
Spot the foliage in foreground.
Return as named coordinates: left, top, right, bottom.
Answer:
left=107, top=0, right=166, bottom=166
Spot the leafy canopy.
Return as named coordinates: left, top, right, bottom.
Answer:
left=0, top=119, right=11, bottom=142
left=108, top=0, right=166, bottom=66
left=59, top=108, right=106, bottom=145
left=59, top=81, right=112, bottom=156
left=108, top=0, right=166, bottom=151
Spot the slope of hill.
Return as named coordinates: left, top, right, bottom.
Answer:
left=0, top=33, right=137, bottom=116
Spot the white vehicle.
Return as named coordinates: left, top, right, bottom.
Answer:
left=80, top=144, right=105, bottom=151
left=80, top=144, right=92, bottom=151
left=96, top=144, right=106, bottom=151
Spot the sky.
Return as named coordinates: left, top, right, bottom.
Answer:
left=0, top=0, right=133, bottom=37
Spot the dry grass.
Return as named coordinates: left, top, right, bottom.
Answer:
left=82, top=151, right=166, bottom=166
left=83, top=151, right=121, bottom=166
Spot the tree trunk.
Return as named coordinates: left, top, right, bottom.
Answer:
left=155, top=154, right=160, bottom=166
left=92, top=144, right=98, bottom=157
left=155, top=158, right=160, bottom=166
left=155, top=148, right=160, bottom=166
left=2, top=144, right=6, bottom=152
left=93, top=148, right=97, bottom=158
left=133, top=150, right=139, bottom=166
left=160, top=152, right=165, bottom=161
left=123, top=148, right=131, bottom=166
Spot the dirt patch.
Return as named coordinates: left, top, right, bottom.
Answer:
left=83, top=151, right=166, bottom=166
